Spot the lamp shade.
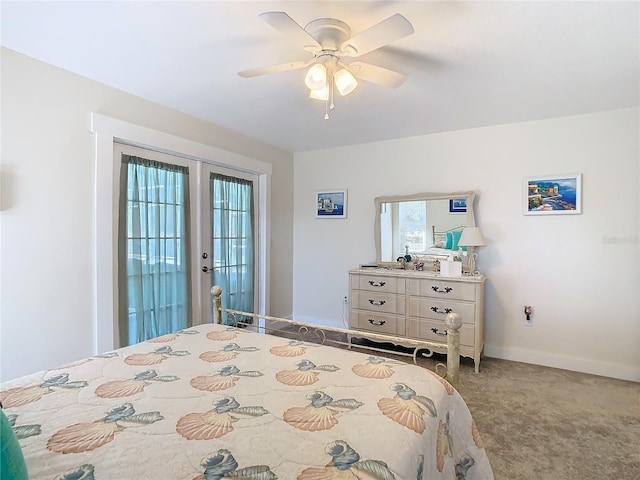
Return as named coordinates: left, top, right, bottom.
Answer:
left=333, top=68, right=358, bottom=96
left=458, top=227, right=486, bottom=247
left=309, top=84, right=329, bottom=101
left=304, top=63, right=327, bottom=90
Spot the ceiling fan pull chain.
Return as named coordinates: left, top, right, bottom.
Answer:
left=330, top=75, right=335, bottom=111
left=324, top=75, right=333, bottom=120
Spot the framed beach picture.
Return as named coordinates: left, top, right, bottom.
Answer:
left=316, top=189, right=347, bottom=219
left=524, top=174, right=582, bottom=215
left=449, top=197, right=467, bottom=213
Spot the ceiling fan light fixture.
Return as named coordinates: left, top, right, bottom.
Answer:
left=333, top=68, right=358, bottom=96
left=309, top=84, right=329, bottom=101
left=304, top=63, right=327, bottom=90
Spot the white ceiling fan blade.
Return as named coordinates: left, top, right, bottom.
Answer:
left=347, top=62, right=407, bottom=88
left=259, top=11, right=322, bottom=53
left=341, top=14, right=414, bottom=57
left=238, top=61, right=309, bottom=78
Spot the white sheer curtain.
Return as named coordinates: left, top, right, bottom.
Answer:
left=118, top=155, right=191, bottom=346
left=210, top=173, right=254, bottom=325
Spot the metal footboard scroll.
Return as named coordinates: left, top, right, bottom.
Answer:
left=210, top=285, right=461, bottom=385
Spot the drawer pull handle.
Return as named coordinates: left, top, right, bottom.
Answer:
left=431, top=306, right=453, bottom=315
left=368, top=299, right=387, bottom=306
left=368, top=319, right=386, bottom=326
left=368, top=281, right=386, bottom=287
left=431, top=286, right=453, bottom=294
left=431, top=327, right=448, bottom=336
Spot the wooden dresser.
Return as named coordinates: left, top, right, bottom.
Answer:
left=349, top=268, right=486, bottom=372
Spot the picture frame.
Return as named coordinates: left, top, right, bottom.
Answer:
left=524, top=174, right=582, bottom=215
left=449, top=197, right=467, bottom=213
left=316, top=189, right=347, bottom=219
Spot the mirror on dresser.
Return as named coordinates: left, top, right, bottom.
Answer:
left=374, top=191, right=477, bottom=269
left=348, top=191, right=485, bottom=371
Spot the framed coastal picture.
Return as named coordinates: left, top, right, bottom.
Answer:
left=524, top=174, right=582, bottom=215
left=316, top=189, right=347, bottom=219
left=449, top=197, right=467, bottom=213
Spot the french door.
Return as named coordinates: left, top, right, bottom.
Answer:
left=200, top=164, right=258, bottom=325
left=115, top=144, right=258, bottom=346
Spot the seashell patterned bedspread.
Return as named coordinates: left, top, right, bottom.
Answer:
left=0, top=323, right=494, bottom=479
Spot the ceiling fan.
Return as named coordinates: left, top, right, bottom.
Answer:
left=239, top=11, right=414, bottom=118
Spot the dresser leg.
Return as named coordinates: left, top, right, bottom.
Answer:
left=474, top=357, right=480, bottom=373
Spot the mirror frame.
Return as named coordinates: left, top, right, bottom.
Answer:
left=374, top=191, right=477, bottom=266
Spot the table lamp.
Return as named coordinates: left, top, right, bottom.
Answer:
left=458, top=227, right=486, bottom=275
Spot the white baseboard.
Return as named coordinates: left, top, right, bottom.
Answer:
left=289, top=316, right=346, bottom=330
left=484, top=345, right=640, bottom=383
left=274, top=320, right=639, bottom=383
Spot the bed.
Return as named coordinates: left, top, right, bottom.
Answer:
left=428, top=226, right=466, bottom=254
left=405, top=226, right=466, bottom=272
left=1, top=288, right=494, bottom=480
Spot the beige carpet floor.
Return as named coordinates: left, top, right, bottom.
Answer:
left=453, top=356, right=639, bottom=480
left=267, top=323, right=640, bottom=480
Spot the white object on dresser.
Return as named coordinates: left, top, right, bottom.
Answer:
left=349, top=268, right=486, bottom=372
left=440, top=260, right=462, bottom=277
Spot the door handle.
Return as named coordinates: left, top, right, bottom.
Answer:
left=202, top=266, right=214, bottom=273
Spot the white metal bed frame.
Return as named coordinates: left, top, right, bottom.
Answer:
left=211, top=285, right=463, bottom=385
left=432, top=225, right=466, bottom=247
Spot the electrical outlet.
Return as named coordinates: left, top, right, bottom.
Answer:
left=523, top=305, right=533, bottom=326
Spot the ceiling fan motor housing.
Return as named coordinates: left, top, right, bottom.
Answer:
left=304, top=18, right=352, bottom=54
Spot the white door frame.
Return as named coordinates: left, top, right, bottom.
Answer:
left=91, top=113, right=271, bottom=353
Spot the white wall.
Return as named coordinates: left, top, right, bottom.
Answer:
left=0, top=48, right=294, bottom=381
left=293, top=108, right=640, bottom=382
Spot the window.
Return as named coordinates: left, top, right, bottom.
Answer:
left=397, top=201, right=428, bottom=254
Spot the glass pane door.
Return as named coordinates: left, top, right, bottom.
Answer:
left=116, top=144, right=199, bottom=347
left=201, top=164, right=258, bottom=324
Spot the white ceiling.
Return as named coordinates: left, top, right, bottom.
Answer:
left=2, top=1, right=638, bottom=153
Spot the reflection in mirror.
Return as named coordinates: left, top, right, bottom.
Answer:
left=375, top=191, right=476, bottom=264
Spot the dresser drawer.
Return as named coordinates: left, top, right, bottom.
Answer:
left=351, top=274, right=406, bottom=294
left=349, top=268, right=486, bottom=373
left=408, top=318, right=475, bottom=347
left=409, top=297, right=476, bottom=324
left=409, top=278, right=476, bottom=302
left=351, top=310, right=406, bottom=336
left=352, top=291, right=406, bottom=315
